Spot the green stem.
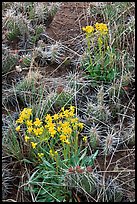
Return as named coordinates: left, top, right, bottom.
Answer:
left=75, top=132, right=78, bottom=156
left=86, top=34, right=92, bottom=65
left=55, top=154, right=59, bottom=174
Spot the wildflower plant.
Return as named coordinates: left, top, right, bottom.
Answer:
left=81, top=23, right=118, bottom=83
left=15, top=106, right=85, bottom=166
left=15, top=106, right=99, bottom=201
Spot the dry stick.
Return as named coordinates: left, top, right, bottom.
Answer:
left=97, top=170, right=124, bottom=202
left=19, top=163, right=36, bottom=202
left=102, top=135, right=120, bottom=202
left=36, top=184, right=61, bottom=202
left=97, top=170, right=135, bottom=173
left=116, top=177, right=135, bottom=189
left=119, top=94, right=135, bottom=133
left=2, top=199, right=17, bottom=202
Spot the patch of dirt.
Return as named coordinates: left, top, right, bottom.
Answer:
left=36, top=2, right=94, bottom=78
left=46, top=2, right=92, bottom=51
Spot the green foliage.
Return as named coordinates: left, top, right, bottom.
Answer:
left=27, top=166, right=70, bottom=202
left=5, top=17, right=21, bottom=41
left=30, top=25, right=44, bottom=44
left=81, top=43, right=118, bottom=84
left=53, top=92, right=73, bottom=109
left=22, top=56, right=31, bottom=67
left=2, top=48, right=19, bottom=74
left=2, top=113, right=23, bottom=161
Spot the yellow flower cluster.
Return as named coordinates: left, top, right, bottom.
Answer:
left=16, top=125, right=20, bottom=132
left=31, top=142, right=37, bottom=149
left=82, top=136, right=87, bottom=143
left=49, top=149, right=58, bottom=158
left=95, top=23, right=108, bottom=35
left=82, top=26, right=94, bottom=34
left=38, top=153, right=44, bottom=159
left=82, top=23, right=108, bottom=35
left=44, top=106, right=75, bottom=144
left=25, top=135, right=30, bottom=142
left=33, top=127, right=44, bottom=136
left=34, top=118, right=43, bottom=127
left=16, top=108, right=32, bottom=124
left=15, top=105, right=85, bottom=161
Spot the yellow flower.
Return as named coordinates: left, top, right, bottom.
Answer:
left=54, top=151, right=58, bottom=155
left=26, top=120, right=33, bottom=126
left=61, top=121, right=70, bottom=128
left=61, top=107, right=65, bottom=112
left=68, top=111, right=74, bottom=117
left=33, top=127, right=44, bottom=136
left=82, top=25, right=94, bottom=34
left=50, top=131, right=57, bottom=138
left=31, top=142, right=37, bottom=149
left=19, top=108, right=32, bottom=120
left=16, top=126, right=20, bottom=132
left=49, top=149, right=54, bottom=157
left=60, top=135, right=67, bottom=142
left=59, top=112, right=64, bottom=119
left=57, top=126, right=62, bottom=132
left=70, top=118, right=79, bottom=124
left=48, top=127, right=56, bottom=137
left=25, top=135, right=30, bottom=142
left=47, top=122, right=55, bottom=129
left=95, top=23, right=108, bottom=35
left=16, top=117, right=24, bottom=124
left=70, top=106, right=75, bottom=112
left=34, top=118, right=42, bottom=127
left=63, top=110, right=70, bottom=118
left=83, top=136, right=87, bottom=142
left=27, top=126, right=33, bottom=133
left=38, top=153, right=44, bottom=158
left=45, top=114, right=52, bottom=122
left=62, top=127, right=72, bottom=135
left=65, top=139, right=70, bottom=145
left=78, top=122, right=84, bottom=130
left=53, top=114, right=59, bottom=120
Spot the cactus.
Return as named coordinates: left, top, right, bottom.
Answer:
left=2, top=45, right=19, bottom=74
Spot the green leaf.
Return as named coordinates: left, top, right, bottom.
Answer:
left=43, top=160, right=55, bottom=170
left=78, top=148, right=87, bottom=164
left=92, top=150, right=99, bottom=160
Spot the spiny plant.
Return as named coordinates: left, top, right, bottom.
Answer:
left=2, top=45, right=19, bottom=74
left=81, top=86, right=111, bottom=123
left=100, top=176, right=123, bottom=202
left=34, top=41, right=66, bottom=65
left=65, top=167, right=97, bottom=197
left=28, top=2, right=61, bottom=27
left=88, top=126, right=101, bottom=149
left=121, top=114, right=135, bottom=146
left=99, top=126, right=122, bottom=155
left=2, top=156, right=14, bottom=199
left=3, top=9, right=31, bottom=42
left=20, top=53, right=32, bottom=67
left=29, top=25, right=44, bottom=45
